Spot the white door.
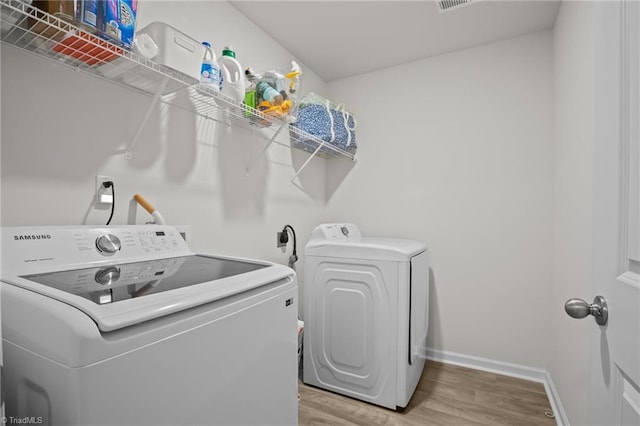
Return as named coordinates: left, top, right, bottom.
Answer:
left=589, top=1, right=640, bottom=424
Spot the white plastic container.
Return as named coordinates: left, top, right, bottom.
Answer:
left=218, top=46, right=245, bottom=104
left=135, top=22, right=204, bottom=83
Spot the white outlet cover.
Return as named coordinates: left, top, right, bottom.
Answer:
left=95, top=176, right=115, bottom=205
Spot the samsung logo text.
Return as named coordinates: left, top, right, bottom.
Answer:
left=14, top=234, right=52, bottom=241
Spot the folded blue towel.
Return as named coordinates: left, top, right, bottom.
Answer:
left=291, top=103, right=357, bottom=154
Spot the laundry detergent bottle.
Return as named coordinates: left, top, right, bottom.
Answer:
left=218, top=45, right=245, bottom=104
left=199, top=41, right=220, bottom=94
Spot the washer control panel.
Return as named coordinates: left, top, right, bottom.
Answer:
left=95, top=234, right=122, bottom=255
left=2, top=225, right=192, bottom=274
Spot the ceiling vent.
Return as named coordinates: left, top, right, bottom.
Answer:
left=437, top=0, right=472, bottom=13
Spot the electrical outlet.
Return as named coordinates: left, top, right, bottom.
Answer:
left=95, top=175, right=115, bottom=205
left=174, top=225, right=191, bottom=242
left=277, top=232, right=287, bottom=248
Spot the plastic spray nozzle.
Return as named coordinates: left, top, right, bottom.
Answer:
left=245, top=67, right=261, bottom=82
left=285, top=60, right=302, bottom=79
left=285, top=61, right=302, bottom=93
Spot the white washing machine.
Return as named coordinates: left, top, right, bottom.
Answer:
left=1, top=225, right=298, bottom=426
left=303, top=223, right=429, bottom=410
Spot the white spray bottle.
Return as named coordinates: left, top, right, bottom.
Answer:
left=218, top=46, right=245, bottom=104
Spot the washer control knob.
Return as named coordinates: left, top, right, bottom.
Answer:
left=95, top=266, right=121, bottom=285
left=96, top=234, right=121, bottom=255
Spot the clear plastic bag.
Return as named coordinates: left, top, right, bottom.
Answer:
left=244, top=61, right=302, bottom=125
left=289, top=92, right=357, bottom=154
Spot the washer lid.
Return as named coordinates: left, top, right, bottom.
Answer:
left=305, top=224, right=426, bottom=261
left=1, top=225, right=296, bottom=332
left=5, top=254, right=293, bottom=332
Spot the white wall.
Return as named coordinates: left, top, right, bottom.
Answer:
left=550, top=2, right=595, bottom=424
left=1, top=1, right=328, bottom=269
left=324, top=32, right=555, bottom=369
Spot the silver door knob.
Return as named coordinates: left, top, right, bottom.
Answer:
left=564, top=296, right=608, bottom=326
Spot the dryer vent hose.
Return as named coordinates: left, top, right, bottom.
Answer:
left=133, top=193, right=166, bottom=225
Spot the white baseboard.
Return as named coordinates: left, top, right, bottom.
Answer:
left=543, top=371, right=570, bottom=426
left=424, top=348, right=569, bottom=426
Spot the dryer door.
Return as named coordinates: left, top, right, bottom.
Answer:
left=303, top=256, right=399, bottom=409
left=409, top=250, right=429, bottom=365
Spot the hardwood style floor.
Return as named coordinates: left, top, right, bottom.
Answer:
left=299, top=361, right=556, bottom=426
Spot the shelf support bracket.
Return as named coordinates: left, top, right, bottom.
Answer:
left=245, top=122, right=286, bottom=175
left=125, top=76, right=170, bottom=160
left=290, top=141, right=326, bottom=184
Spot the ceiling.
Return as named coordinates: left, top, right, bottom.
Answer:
left=230, top=0, right=561, bottom=82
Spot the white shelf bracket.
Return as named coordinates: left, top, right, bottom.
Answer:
left=290, top=141, right=326, bottom=184
left=125, top=76, right=170, bottom=160
left=245, top=122, right=286, bottom=175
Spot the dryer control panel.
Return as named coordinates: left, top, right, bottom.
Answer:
left=309, top=223, right=362, bottom=242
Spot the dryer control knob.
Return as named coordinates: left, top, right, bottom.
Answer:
left=96, top=234, right=121, bottom=255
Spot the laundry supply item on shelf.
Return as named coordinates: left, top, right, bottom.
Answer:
left=99, top=0, right=137, bottom=48
left=290, top=92, right=357, bottom=155
left=132, top=33, right=158, bottom=59
left=29, top=0, right=74, bottom=40
left=218, top=45, right=245, bottom=105
left=136, top=22, right=205, bottom=83
left=52, top=30, right=122, bottom=66
left=244, top=61, right=303, bottom=125
left=198, top=40, right=220, bottom=93
left=75, top=0, right=99, bottom=33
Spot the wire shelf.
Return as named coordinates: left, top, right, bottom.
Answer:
left=0, top=0, right=357, bottom=163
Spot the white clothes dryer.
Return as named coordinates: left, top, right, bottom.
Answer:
left=303, top=223, right=429, bottom=410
